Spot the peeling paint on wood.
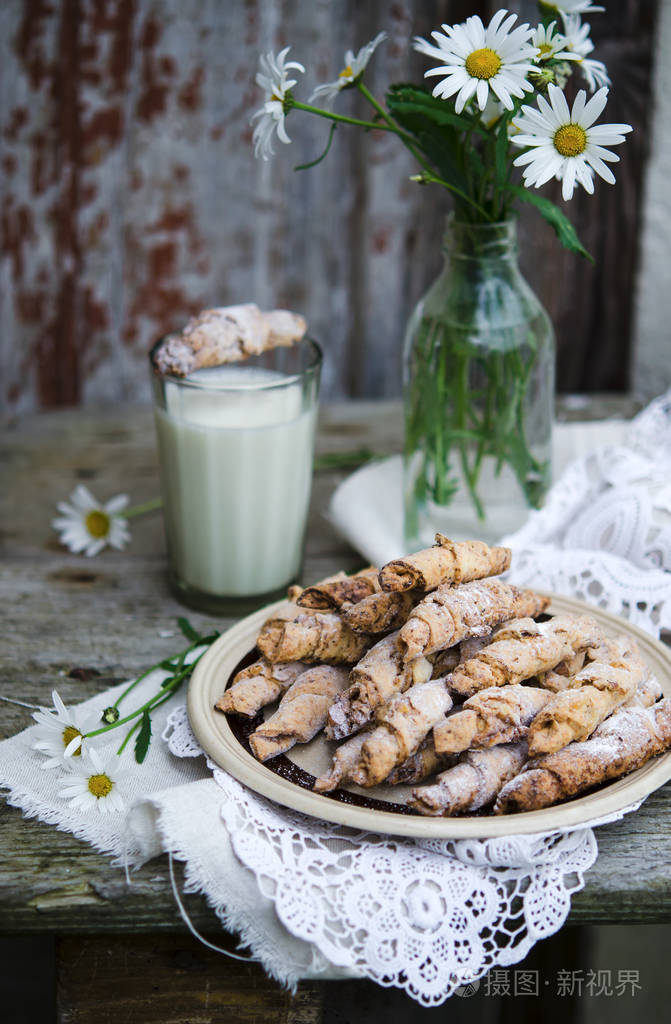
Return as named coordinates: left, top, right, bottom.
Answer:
left=0, top=0, right=659, bottom=415
left=28, top=880, right=106, bottom=910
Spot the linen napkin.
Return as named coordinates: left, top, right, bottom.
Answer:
left=328, top=419, right=631, bottom=567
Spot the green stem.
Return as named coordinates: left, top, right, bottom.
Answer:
left=355, top=80, right=399, bottom=131
left=433, top=327, right=448, bottom=504
left=122, top=497, right=163, bottom=519
left=112, top=664, right=157, bottom=709
left=461, top=123, right=476, bottom=200
left=457, top=346, right=486, bottom=520
left=86, top=679, right=182, bottom=741
left=294, top=93, right=493, bottom=222
left=473, top=367, right=494, bottom=482
left=290, top=99, right=405, bottom=136
left=87, top=652, right=207, bottom=742
left=117, top=688, right=178, bottom=756
left=111, top=638, right=204, bottom=709
left=117, top=718, right=141, bottom=756
left=412, top=172, right=493, bottom=221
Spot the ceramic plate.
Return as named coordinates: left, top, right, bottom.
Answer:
left=187, top=594, right=671, bottom=838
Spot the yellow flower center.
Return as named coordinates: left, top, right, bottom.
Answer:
left=465, top=47, right=502, bottom=80
left=62, top=725, right=83, bottom=755
left=88, top=773, right=113, bottom=799
left=538, top=43, right=553, bottom=57
left=554, top=123, right=587, bottom=157
left=339, top=64, right=353, bottom=79
left=85, top=509, right=110, bottom=539
left=270, top=91, right=283, bottom=102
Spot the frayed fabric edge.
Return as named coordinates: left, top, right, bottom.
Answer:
left=1, top=782, right=146, bottom=866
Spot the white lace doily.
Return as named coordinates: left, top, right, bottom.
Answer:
left=162, top=704, right=641, bottom=1006
left=502, top=391, right=671, bottom=634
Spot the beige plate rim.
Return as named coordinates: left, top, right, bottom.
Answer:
left=187, top=593, right=671, bottom=839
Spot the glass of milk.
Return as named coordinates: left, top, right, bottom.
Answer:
left=149, top=337, right=322, bottom=614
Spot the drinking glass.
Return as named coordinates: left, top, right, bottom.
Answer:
left=149, top=337, right=322, bottom=614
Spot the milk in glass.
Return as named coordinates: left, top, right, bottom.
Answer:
left=154, top=365, right=317, bottom=598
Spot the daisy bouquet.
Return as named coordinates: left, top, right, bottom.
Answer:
left=250, top=1, right=631, bottom=538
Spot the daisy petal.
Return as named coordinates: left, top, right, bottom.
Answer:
left=476, top=79, right=489, bottom=110
left=562, top=160, right=577, bottom=201
left=579, top=86, right=609, bottom=127
left=549, top=83, right=571, bottom=123
left=105, top=494, right=129, bottom=514
left=588, top=144, right=620, bottom=163
left=72, top=485, right=97, bottom=510
left=571, top=90, right=587, bottom=124
left=587, top=123, right=633, bottom=139
left=455, top=78, right=477, bottom=114
left=64, top=734, right=83, bottom=757
left=585, top=152, right=616, bottom=184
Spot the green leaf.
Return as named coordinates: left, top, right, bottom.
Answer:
left=390, top=99, right=482, bottom=135
left=177, top=617, right=201, bottom=642
left=294, top=123, right=337, bottom=171
left=507, top=185, right=593, bottom=261
left=396, top=119, right=468, bottom=194
left=385, top=85, right=471, bottom=192
left=134, top=711, right=152, bottom=764
left=387, top=85, right=487, bottom=136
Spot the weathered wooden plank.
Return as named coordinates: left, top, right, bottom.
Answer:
left=514, top=0, right=659, bottom=393
left=0, top=1, right=660, bottom=416
left=631, top=0, right=671, bottom=399
left=55, top=934, right=324, bottom=1024
left=2, top=777, right=671, bottom=935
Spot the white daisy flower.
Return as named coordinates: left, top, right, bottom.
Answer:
left=251, top=47, right=305, bottom=160
left=561, top=14, right=610, bottom=91
left=32, top=689, right=93, bottom=767
left=52, top=484, right=130, bottom=556
left=540, top=1, right=604, bottom=15
left=512, top=84, right=632, bottom=201
left=413, top=10, right=538, bottom=115
left=310, top=32, right=387, bottom=105
left=58, top=747, right=126, bottom=815
left=532, top=21, right=580, bottom=63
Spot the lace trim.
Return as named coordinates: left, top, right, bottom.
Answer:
left=164, top=703, right=640, bottom=1005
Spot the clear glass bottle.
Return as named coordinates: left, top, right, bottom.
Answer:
left=403, top=217, right=554, bottom=549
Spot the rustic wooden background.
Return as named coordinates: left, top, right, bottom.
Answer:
left=0, top=0, right=659, bottom=415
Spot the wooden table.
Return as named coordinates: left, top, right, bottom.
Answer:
left=2, top=396, right=669, bottom=1023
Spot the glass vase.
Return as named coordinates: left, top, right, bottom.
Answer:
left=403, top=217, right=554, bottom=549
